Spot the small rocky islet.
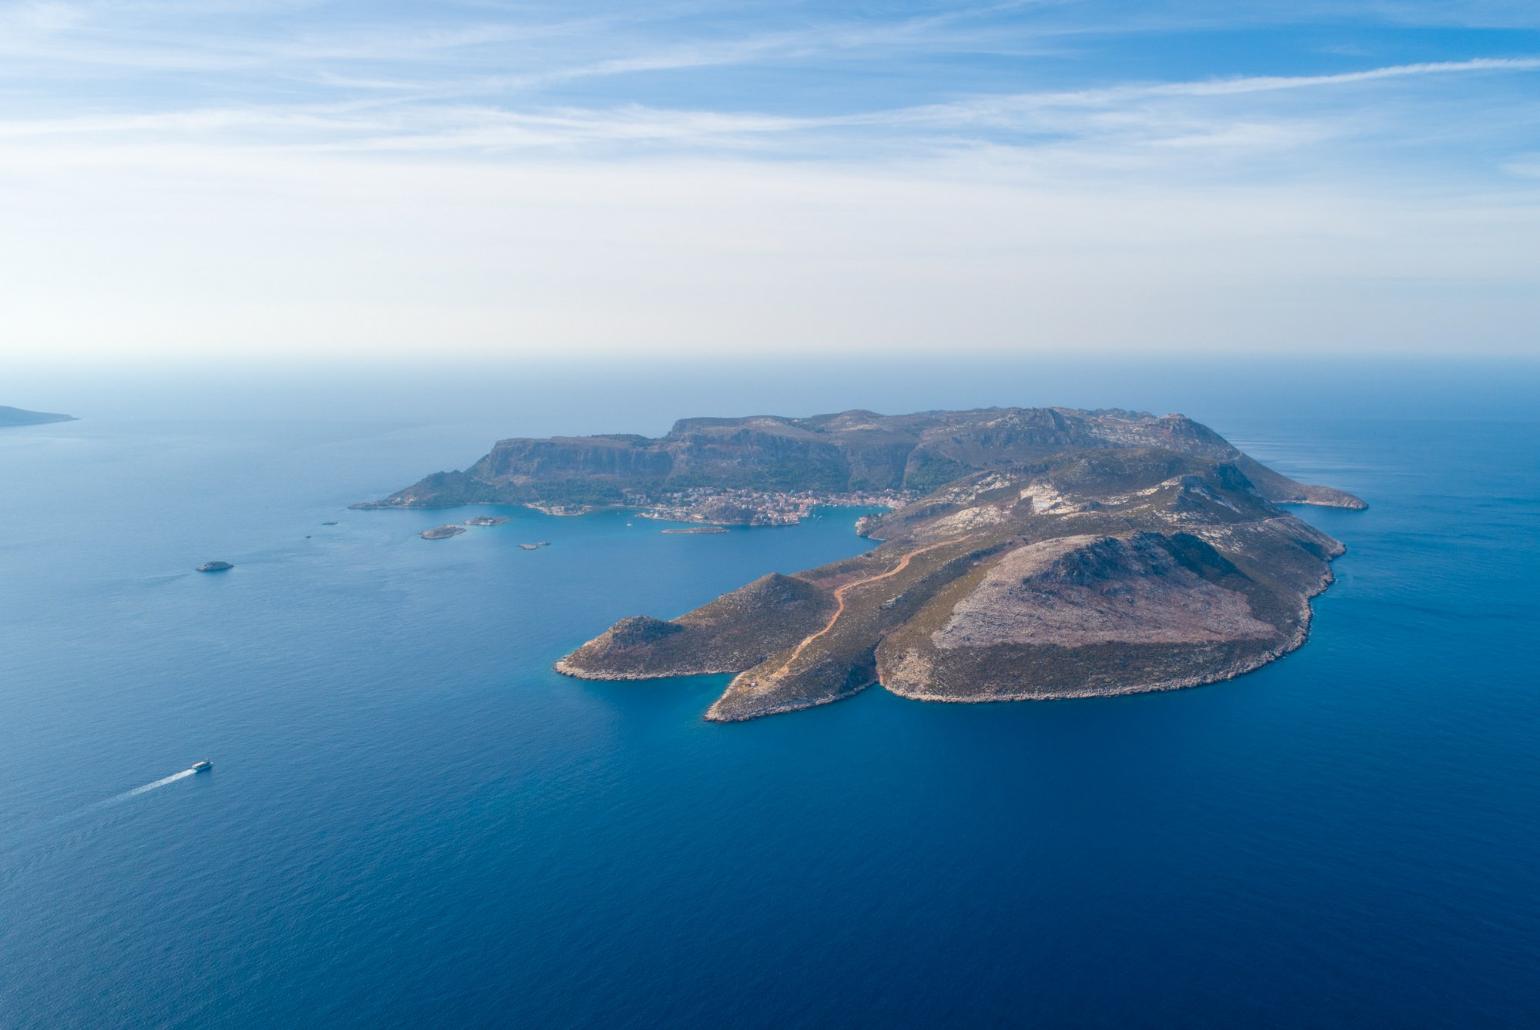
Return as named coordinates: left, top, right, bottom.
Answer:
left=372, top=406, right=1365, bottom=720
left=420, top=515, right=516, bottom=540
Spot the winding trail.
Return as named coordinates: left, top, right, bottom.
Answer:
left=769, top=539, right=955, bottom=679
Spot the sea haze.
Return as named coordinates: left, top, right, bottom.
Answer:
left=1, top=362, right=1538, bottom=1026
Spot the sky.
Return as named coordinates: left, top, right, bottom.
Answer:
left=2, top=0, right=1539, bottom=361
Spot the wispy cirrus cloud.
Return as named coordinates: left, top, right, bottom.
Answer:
left=888, top=56, right=1540, bottom=127
left=2, top=1, right=1539, bottom=360
left=2, top=54, right=1534, bottom=170
left=0, top=1, right=1051, bottom=82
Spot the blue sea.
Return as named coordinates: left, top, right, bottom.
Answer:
left=2, top=360, right=1538, bottom=1027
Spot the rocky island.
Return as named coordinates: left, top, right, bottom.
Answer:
left=375, top=407, right=1364, bottom=720
left=0, top=405, right=76, bottom=428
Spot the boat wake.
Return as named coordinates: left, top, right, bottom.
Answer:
left=109, top=767, right=197, bottom=803
left=1, top=765, right=209, bottom=886
left=67, top=765, right=205, bottom=818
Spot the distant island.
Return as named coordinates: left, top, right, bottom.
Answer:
left=0, top=405, right=75, bottom=428
left=371, top=407, right=1365, bottom=720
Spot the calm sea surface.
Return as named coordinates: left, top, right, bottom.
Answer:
left=1, top=363, right=1537, bottom=1027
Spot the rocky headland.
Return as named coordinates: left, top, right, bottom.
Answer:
left=378, top=407, right=1364, bottom=720
left=0, top=405, right=76, bottom=428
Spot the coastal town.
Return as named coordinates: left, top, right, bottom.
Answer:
left=628, top=487, right=912, bottom=527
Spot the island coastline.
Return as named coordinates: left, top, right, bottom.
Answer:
left=375, top=406, right=1364, bottom=721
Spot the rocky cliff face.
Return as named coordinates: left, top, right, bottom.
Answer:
left=360, top=407, right=1367, bottom=517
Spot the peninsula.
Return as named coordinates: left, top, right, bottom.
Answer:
left=371, top=407, right=1365, bottom=720
left=0, top=405, right=75, bottom=428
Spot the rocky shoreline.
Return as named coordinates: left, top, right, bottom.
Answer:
left=375, top=406, right=1364, bottom=721
left=549, top=408, right=1364, bottom=722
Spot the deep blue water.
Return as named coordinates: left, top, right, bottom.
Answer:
left=2, top=366, right=1538, bottom=1027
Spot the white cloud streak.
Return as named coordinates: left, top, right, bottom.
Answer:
left=2, top=4, right=1538, bottom=360
left=1, top=55, right=1535, bottom=157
